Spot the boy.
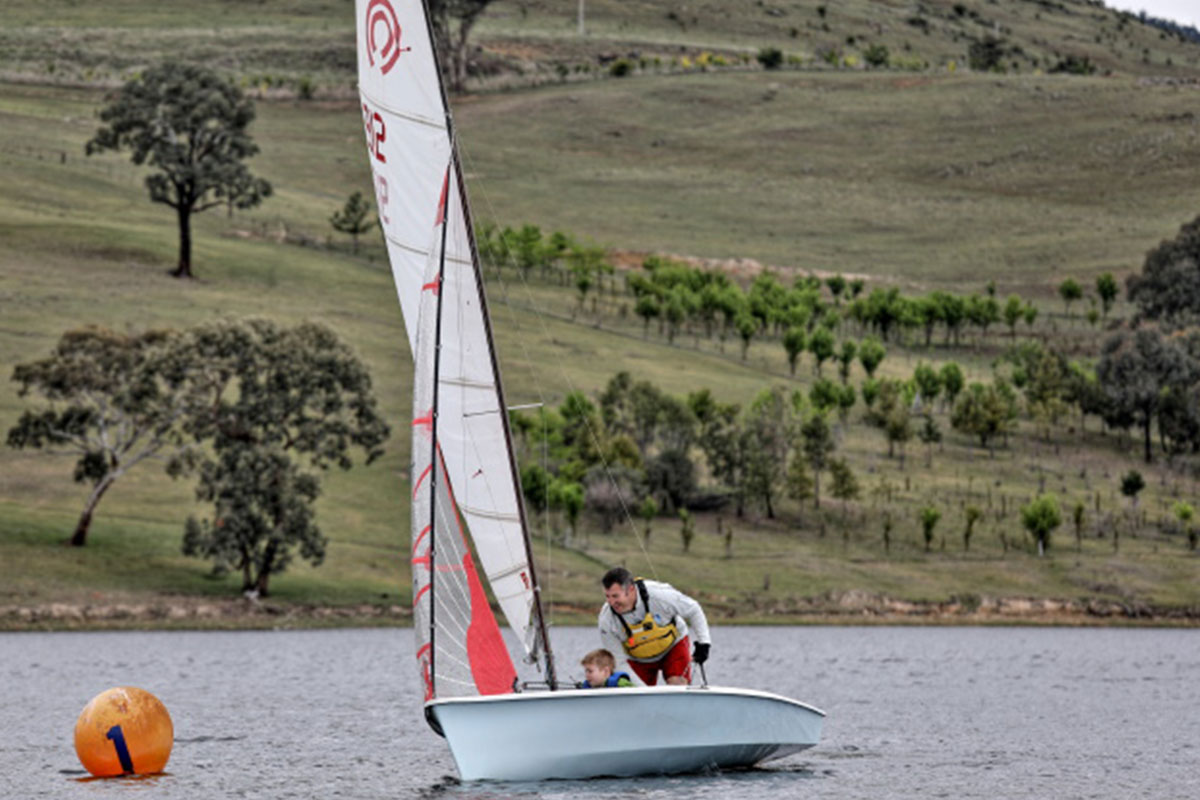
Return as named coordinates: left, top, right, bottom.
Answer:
left=580, top=648, right=634, bottom=688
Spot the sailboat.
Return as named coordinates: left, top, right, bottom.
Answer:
left=354, top=0, right=825, bottom=781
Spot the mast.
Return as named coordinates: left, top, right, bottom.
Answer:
left=425, top=165, right=452, bottom=698
left=419, top=0, right=558, bottom=687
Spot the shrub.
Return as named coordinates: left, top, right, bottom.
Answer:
left=1051, top=55, right=1096, bottom=75
left=864, top=44, right=890, bottom=68
left=757, top=47, right=784, bottom=69
left=609, top=59, right=633, bottom=78
left=297, top=75, right=315, bottom=100
left=969, top=36, right=1007, bottom=71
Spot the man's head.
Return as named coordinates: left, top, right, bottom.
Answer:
left=581, top=648, right=616, bottom=686
left=602, top=566, right=637, bottom=613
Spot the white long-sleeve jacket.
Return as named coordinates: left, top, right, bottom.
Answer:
left=598, top=579, right=711, bottom=663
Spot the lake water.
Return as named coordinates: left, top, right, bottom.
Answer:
left=2, top=626, right=1198, bottom=799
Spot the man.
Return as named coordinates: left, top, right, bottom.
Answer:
left=598, top=566, right=711, bottom=686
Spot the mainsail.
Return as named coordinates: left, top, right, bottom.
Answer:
left=355, top=0, right=552, bottom=698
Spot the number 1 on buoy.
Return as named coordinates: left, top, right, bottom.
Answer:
left=75, top=686, right=173, bottom=776
left=105, top=725, right=135, bottom=773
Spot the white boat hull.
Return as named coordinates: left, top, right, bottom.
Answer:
left=427, top=686, right=825, bottom=781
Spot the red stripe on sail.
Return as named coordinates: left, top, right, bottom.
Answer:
left=414, top=582, right=431, bottom=604
left=463, top=551, right=518, bottom=695
left=433, top=447, right=516, bottom=695
left=416, top=642, right=433, bottom=701
left=412, top=464, right=432, bottom=499
left=412, top=547, right=431, bottom=571
left=413, top=524, right=431, bottom=554
left=434, top=167, right=450, bottom=226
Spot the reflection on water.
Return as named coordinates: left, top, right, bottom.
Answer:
left=2, top=626, right=1198, bottom=799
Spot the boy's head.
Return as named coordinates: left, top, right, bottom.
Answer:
left=581, top=648, right=617, bottom=686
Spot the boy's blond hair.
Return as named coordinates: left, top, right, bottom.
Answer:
left=580, top=648, right=616, bottom=670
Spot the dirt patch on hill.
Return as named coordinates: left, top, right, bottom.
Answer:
left=608, top=249, right=873, bottom=284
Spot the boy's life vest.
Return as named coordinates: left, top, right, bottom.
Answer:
left=615, top=579, right=680, bottom=660
left=582, top=671, right=633, bottom=688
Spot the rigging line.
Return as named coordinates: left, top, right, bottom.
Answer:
left=451, top=153, right=557, bottom=687
left=444, top=174, right=561, bottom=623
left=455, top=141, right=659, bottom=582
left=439, top=256, right=531, bottom=575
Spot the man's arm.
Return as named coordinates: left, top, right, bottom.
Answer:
left=669, top=585, right=711, bottom=645
left=675, top=589, right=711, bottom=665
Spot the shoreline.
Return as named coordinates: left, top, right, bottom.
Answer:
left=3, top=591, right=1199, bottom=631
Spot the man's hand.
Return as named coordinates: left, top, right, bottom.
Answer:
left=692, top=642, right=710, bottom=664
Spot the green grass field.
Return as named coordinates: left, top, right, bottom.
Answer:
left=2, top=1, right=1200, bottom=628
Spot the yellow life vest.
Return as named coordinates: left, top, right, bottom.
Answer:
left=615, top=579, right=679, bottom=660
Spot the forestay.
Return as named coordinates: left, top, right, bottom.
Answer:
left=355, top=0, right=544, bottom=692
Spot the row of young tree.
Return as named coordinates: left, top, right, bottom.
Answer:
left=7, top=320, right=389, bottom=595
left=485, top=213, right=1200, bottom=469
left=477, top=222, right=1122, bottom=368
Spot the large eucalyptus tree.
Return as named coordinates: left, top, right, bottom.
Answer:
left=7, top=327, right=203, bottom=546
left=86, top=62, right=272, bottom=279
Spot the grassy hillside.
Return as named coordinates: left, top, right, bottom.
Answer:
left=479, top=0, right=1200, bottom=78
left=455, top=69, right=1200, bottom=291
left=4, top=0, right=1199, bottom=93
left=2, top=1, right=1199, bottom=628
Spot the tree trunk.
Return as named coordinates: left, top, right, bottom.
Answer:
left=70, top=477, right=116, bottom=546
left=172, top=203, right=193, bottom=278
left=254, top=539, right=279, bottom=597
left=1142, top=418, right=1153, bottom=463
left=458, top=23, right=474, bottom=92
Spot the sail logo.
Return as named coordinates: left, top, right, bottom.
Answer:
left=365, top=0, right=410, bottom=75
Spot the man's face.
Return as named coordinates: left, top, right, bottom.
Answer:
left=605, top=582, right=638, bottom=614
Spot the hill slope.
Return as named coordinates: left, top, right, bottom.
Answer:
left=1, top=2, right=1199, bottom=628
left=3, top=0, right=1199, bottom=93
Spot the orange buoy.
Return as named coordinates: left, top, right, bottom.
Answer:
left=74, top=687, right=173, bottom=777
